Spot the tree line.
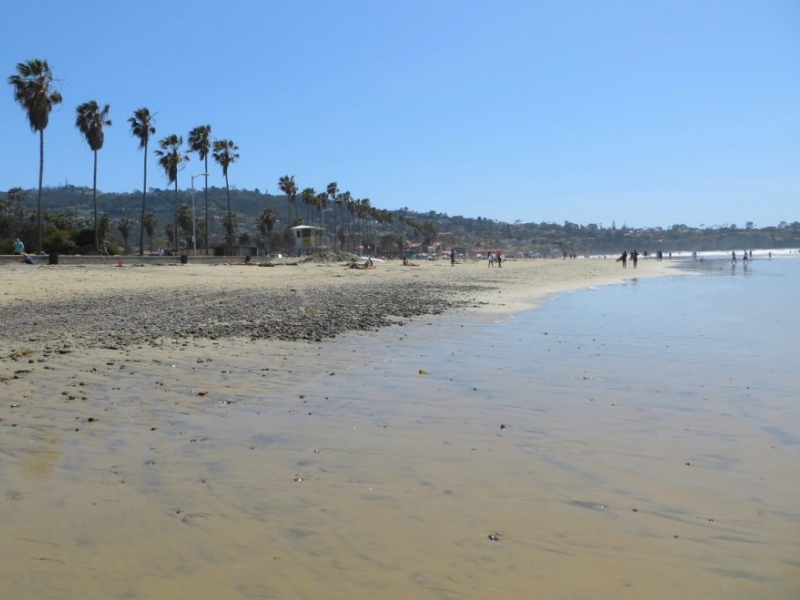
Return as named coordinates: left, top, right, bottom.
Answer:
left=6, top=58, right=400, bottom=256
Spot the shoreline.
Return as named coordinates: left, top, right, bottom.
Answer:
left=0, top=257, right=676, bottom=353
left=1, top=256, right=685, bottom=600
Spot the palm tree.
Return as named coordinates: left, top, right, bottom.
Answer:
left=278, top=175, right=297, bottom=223
left=315, top=192, right=327, bottom=229
left=75, top=101, right=111, bottom=253
left=325, top=181, right=339, bottom=250
left=257, top=208, right=278, bottom=255
left=118, top=217, right=133, bottom=254
left=222, top=212, right=238, bottom=253
left=8, top=59, right=63, bottom=253
left=188, top=124, right=212, bottom=255
left=143, top=212, right=157, bottom=253
left=177, top=203, right=193, bottom=248
left=335, top=190, right=349, bottom=251
left=196, top=219, right=207, bottom=251
left=300, top=187, right=315, bottom=225
left=165, top=223, right=175, bottom=249
left=155, top=134, right=189, bottom=254
left=98, top=214, right=110, bottom=251
left=344, top=194, right=355, bottom=251
left=213, top=139, right=239, bottom=255
left=129, top=108, right=156, bottom=256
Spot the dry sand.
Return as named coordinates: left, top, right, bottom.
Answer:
left=0, top=254, right=668, bottom=308
left=9, top=257, right=795, bottom=599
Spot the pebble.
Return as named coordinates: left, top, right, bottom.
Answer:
left=0, top=277, right=483, bottom=350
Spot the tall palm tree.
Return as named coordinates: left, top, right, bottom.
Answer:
left=326, top=182, right=338, bottom=249
left=222, top=212, right=238, bottom=254
left=213, top=139, right=239, bottom=255
left=344, top=194, right=355, bottom=251
left=315, top=192, right=328, bottom=229
left=300, top=187, right=315, bottom=225
left=8, top=59, right=63, bottom=253
left=188, top=124, right=212, bottom=255
left=143, top=212, right=157, bottom=253
left=177, top=203, right=193, bottom=248
left=129, top=108, right=156, bottom=256
left=361, top=198, right=372, bottom=253
left=278, top=175, right=297, bottom=223
left=154, top=134, right=189, bottom=254
left=118, top=217, right=133, bottom=254
left=98, top=214, right=110, bottom=251
left=257, top=208, right=278, bottom=255
left=75, top=101, right=111, bottom=253
left=195, top=219, right=207, bottom=251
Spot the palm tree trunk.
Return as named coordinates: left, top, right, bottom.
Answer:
left=174, top=179, right=179, bottom=255
left=93, top=150, right=99, bottom=253
left=37, top=129, right=44, bottom=253
left=333, top=205, right=338, bottom=251
left=226, top=174, right=232, bottom=256
left=138, top=143, right=148, bottom=256
left=203, top=159, right=209, bottom=256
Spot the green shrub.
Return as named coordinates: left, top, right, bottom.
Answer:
left=43, top=230, right=77, bottom=254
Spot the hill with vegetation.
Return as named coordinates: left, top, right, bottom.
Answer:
left=2, top=184, right=798, bottom=256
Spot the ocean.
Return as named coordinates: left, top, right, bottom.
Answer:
left=275, top=254, right=800, bottom=599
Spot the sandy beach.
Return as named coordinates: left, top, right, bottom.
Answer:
left=0, top=254, right=667, bottom=311
left=4, top=256, right=798, bottom=599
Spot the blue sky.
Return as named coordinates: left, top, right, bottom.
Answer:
left=3, top=0, right=798, bottom=228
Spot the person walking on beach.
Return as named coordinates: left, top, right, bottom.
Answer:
left=619, top=251, right=628, bottom=268
left=488, top=251, right=494, bottom=267
left=742, top=250, right=748, bottom=265
left=631, top=249, right=639, bottom=268
left=497, top=252, right=502, bottom=268
left=450, top=249, right=455, bottom=266
left=13, top=237, right=24, bottom=255
left=731, top=251, right=737, bottom=264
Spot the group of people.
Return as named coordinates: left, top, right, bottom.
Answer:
left=487, top=251, right=504, bottom=267
left=732, top=250, right=754, bottom=265
left=618, top=250, right=639, bottom=268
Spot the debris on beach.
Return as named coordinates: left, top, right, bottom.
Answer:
left=0, top=277, right=484, bottom=350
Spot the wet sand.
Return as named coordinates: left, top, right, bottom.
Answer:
left=3, top=257, right=797, bottom=599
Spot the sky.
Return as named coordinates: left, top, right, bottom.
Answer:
left=2, top=0, right=798, bottom=229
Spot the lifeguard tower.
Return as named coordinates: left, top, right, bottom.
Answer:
left=290, top=225, right=326, bottom=254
